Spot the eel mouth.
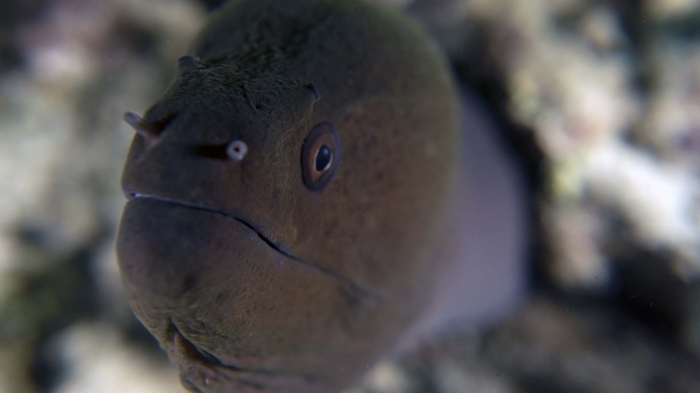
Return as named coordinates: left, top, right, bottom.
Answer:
left=127, top=193, right=370, bottom=301
left=118, top=194, right=373, bottom=391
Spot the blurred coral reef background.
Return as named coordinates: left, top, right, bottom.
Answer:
left=1, top=0, right=699, bottom=392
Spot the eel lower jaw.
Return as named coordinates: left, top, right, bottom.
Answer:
left=169, top=320, right=220, bottom=367
left=167, top=320, right=267, bottom=391
left=167, top=319, right=328, bottom=392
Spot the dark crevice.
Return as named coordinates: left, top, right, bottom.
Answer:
left=19, top=231, right=107, bottom=391
left=199, top=0, right=229, bottom=11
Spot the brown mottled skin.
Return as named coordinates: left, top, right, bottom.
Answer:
left=116, top=0, right=526, bottom=392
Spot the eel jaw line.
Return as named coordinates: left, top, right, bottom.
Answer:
left=127, top=193, right=372, bottom=302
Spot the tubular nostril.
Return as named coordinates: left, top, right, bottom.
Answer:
left=124, top=111, right=160, bottom=140
left=124, top=111, right=173, bottom=141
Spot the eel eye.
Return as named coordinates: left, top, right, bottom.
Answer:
left=302, top=122, right=340, bottom=190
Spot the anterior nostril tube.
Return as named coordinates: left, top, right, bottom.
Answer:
left=226, top=140, right=248, bottom=161
left=124, top=111, right=169, bottom=141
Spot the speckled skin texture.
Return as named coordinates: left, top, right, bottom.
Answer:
left=116, top=1, right=523, bottom=392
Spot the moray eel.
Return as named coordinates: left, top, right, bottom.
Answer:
left=116, top=0, right=526, bottom=392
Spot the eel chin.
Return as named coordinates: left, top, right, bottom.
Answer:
left=116, top=197, right=372, bottom=393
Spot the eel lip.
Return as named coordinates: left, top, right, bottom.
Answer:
left=124, top=193, right=373, bottom=302
left=126, top=193, right=276, bottom=250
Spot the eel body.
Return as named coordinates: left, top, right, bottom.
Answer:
left=116, top=1, right=526, bottom=391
